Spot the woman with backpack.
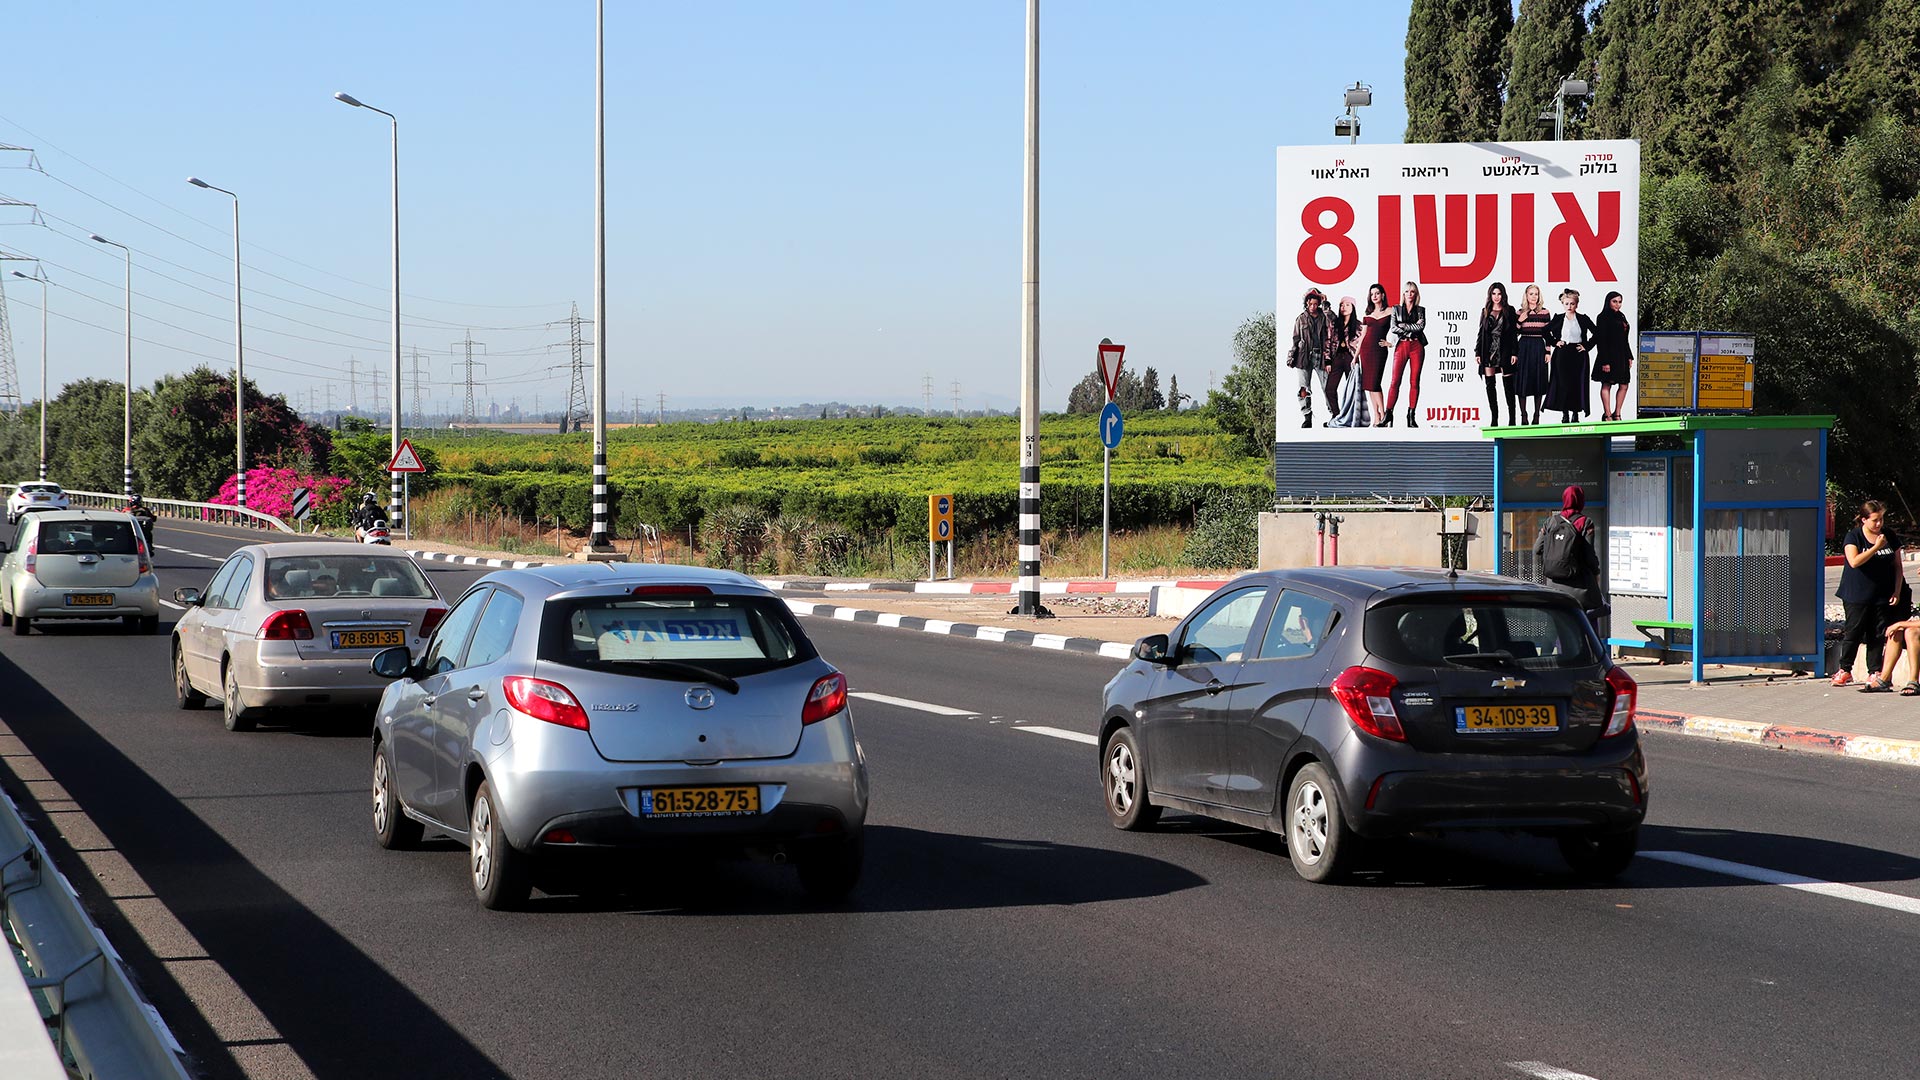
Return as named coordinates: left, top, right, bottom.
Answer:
left=1535, top=485, right=1603, bottom=627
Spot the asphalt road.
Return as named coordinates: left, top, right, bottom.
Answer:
left=2, top=518, right=1917, bottom=1080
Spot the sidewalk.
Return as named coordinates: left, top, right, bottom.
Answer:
left=390, top=538, right=1920, bottom=768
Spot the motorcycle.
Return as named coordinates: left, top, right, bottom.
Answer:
left=356, top=518, right=392, bottom=546
left=126, top=503, right=157, bottom=542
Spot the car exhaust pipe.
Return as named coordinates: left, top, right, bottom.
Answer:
left=772, top=849, right=789, bottom=864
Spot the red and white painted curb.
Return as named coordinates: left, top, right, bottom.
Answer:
left=1639, top=708, right=1920, bottom=767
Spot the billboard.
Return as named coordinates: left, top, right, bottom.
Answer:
left=1275, top=139, right=1640, bottom=443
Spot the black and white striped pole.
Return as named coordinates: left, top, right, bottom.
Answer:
left=1015, top=0, right=1049, bottom=618
left=589, top=0, right=610, bottom=551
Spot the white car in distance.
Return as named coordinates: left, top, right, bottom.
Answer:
left=7, top=482, right=70, bottom=526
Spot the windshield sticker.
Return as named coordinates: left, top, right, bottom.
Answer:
left=578, top=608, right=764, bottom=660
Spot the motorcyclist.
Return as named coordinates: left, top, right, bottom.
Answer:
left=352, top=493, right=382, bottom=532
left=126, top=493, right=156, bottom=534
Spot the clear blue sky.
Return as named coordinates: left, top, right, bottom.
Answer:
left=0, top=1, right=1410, bottom=417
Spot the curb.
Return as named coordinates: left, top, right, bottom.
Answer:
left=1637, top=708, right=1920, bottom=766
left=396, top=546, right=1227, bottom=597
left=781, top=598, right=1136, bottom=661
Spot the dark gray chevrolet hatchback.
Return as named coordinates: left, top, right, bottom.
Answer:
left=1098, top=567, right=1647, bottom=883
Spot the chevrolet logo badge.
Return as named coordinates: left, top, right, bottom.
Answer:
left=1491, top=677, right=1526, bottom=690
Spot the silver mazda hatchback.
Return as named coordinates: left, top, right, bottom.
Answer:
left=368, top=563, right=869, bottom=910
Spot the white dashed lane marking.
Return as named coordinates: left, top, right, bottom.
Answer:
left=847, top=692, right=977, bottom=717
left=1641, top=851, right=1920, bottom=917
left=1013, top=726, right=1099, bottom=746
left=1508, top=1063, right=1601, bottom=1080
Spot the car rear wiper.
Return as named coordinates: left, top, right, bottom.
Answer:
left=1444, top=651, right=1520, bottom=669
left=614, top=660, right=741, bottom=694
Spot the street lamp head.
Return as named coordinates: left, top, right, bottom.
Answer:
left=188, top=177, right=210, bottom=188
left=89, top=233, right=108, bottom=243
left=10, top=270, right=26, bottom=279
left=1344, top=85, right=1373, bottom=109
left=1559, top=79, right=1592, bottom=100
left=1334, top=116, right=1360, bottom=138
left=334, top=91, right=364, bottom=108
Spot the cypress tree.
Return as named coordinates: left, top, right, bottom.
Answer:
left=1404, top=0, right=1512, bottom=142
left=1498, top=0, right=1588, bottom=141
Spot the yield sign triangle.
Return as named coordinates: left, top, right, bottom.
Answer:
left=1098, top=342, right=1126, bottom=401
left=387, top=438, right=427, bottom=473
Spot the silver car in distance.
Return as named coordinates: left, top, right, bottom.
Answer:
left=0, top=511, right=160, bottom=633
left=367, top=564, right=869, bottom=911
left=171, top=543, right=448, bottom=731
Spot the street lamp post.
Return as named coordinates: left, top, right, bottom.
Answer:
left=89, top=234, right=134, bottom=498
left=8, top=267, right=48, bottom=479
left=188, top=178, right=247, bottom=510
left=1016, top=0, right=1046, bottom=617
left=590, top=0, right=610, bottom=552
left=335, top=91, right=403, bottom=532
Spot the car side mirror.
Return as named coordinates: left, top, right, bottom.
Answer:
left=1133, top=634, right=1173, bottom=665
left=370, top=646, right=414, bottom=680
left=173, top=587, right=203, bottom=607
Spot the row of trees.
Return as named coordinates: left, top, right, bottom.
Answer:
left=1065, top=365, right=1192, bottom=415
left=1395, top=0, right=1920, bottom=502
left=0, top=367, right=335, bottom=499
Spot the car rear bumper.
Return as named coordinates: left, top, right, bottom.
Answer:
left=481, top=711, right=869, bottom=853
left=14, top=580, right=158, bottom=620
left=236, top=654, right=394, bottom=709
left=1337, top=735, right=1647, bottom=837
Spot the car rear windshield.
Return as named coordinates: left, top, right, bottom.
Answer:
left=539, top=593, right=814, bottom=676
left=264, top=555, right=435, bottom=599
left=37, top=520, right=139, bottom=555
left=21, top=484, right=60, bottom=495
left=1365, top=596, right=1598, bottom=671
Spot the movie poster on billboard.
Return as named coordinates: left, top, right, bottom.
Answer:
left=1275, top=140, right=1640, bottom=443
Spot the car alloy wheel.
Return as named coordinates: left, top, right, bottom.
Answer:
left=468, top=781, right=531, bottom=910
left=470, top=792, right=494, bottom=892
left=370, top=746, right=423, bottom=850
left=174, top=644, right=206, bottom=709
left=222, top=664, right=256, bottom=732
left=1101, top=727, right=1160, bottom=831
left=1284, top=762, right=1354, bottom=883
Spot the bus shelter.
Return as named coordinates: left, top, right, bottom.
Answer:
left=1486, top=416, right=1833, bottom=683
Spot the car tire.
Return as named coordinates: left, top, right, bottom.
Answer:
left=1102, top=726, right=1161, bottom=831
left=140, top=615, right=159, bottom=635
left=222, top=663, right=257, bottom=733
left=2, top=608, right=10, bottom=627
left=470, top=780, right=531, bottom=911
left=12, top=614, right=28, bottom=636
left=174, top=643, right=207, bottom=710
left=122, top=614, right=140, bottom=631
left=1558, top=827, right=1638, bottom=881
left=1284, top=762, right=1355, bottom=884
left=796, top=833, right=864, bottom=903
left=372, top=742, right=423, bottom=851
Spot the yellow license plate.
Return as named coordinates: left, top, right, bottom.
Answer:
left=1457, top=704, right=1559, bottom=732
left=64, top=593, right=114, bottom=607
left=331, top=629, right=405, bottom=649
left=641, top=786, right=761, bottom=817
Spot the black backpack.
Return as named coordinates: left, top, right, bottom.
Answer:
left=1539, top=513, right=1590, bottom=579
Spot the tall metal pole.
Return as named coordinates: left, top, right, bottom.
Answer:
left=9, top=268, right=49, bottom=479
left=1017, top=0, right=1045, bottom=617
left=388, top=112, right=402, bottom=532
left=590, top=0, right=610, bottom=550
left=91, top=235, right=132, bottom=497
left=191, top=179, right=247, bottom=508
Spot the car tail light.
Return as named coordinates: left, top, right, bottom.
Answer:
left=632, top=584, right=711, bottom=596
left=1331, top=666, right=1406, bottom=742
left=259, top=609, right=314, bottom=640
left=136, top=538, right=150, bottom=575
left=1602, top=666, right=1637, bottom=738
left=802, top=672, right=848, bottom=725
left=22, top=540, right=34, bottom=574
left=420, top=607, right=449, bottom=638
left=504, top=676, right=589, bottom=730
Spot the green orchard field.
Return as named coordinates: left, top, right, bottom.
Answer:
left=410, top=414, right=1269, bottom=542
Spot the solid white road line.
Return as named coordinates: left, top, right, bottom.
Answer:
left=1014, top=725, right=1099, bottom=746
left=1507, top=1063, right=1601, bottom=1080
left=847, top=692, right=977, bottom=717
left=158, top=600, right=185, bottom=611
left=1641, top=850, right=1920, bottom=917
left=157, top=545, right=223, bottom=563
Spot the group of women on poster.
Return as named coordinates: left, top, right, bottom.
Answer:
left=1288, top=280, right=1634, bottom=430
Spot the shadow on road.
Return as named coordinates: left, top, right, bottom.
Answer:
left=1159, top=813, right=1920, bottom=892
left=521, top=824, right=1209, bottom=915
left=0, top=649, right=511, bottom=1080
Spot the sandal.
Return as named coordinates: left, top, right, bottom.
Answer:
left=1860, top=675, right=1892, bottom=693
left=1902, top=683, right=1920, bottom=697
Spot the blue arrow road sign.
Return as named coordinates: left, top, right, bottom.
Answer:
left=1099, top=402, right=1124, bottom=450
left=936, top=495, right=951, bottom=516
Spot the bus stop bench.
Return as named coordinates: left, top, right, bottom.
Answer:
left=1632, top=619, right=1692, bottom=656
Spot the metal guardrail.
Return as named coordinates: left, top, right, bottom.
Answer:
left=1, top=789, right=194, bottom=1079
left=1, top=485, right=295, bottom=534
